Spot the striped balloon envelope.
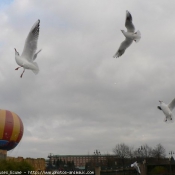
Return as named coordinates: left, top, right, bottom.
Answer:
left=0, top=110, right=24, bottom=151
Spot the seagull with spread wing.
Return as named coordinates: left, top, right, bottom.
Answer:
left=14, top=20, right=41, bottom=78
left=113, top=10, right=141, bottom=58
left=157, top=98, right=175, bottom=122
left=131, top=162, right=141, bottom=174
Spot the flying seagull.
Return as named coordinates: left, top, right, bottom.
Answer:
left=157, top=98, right=175, bottom=122
left=131, top=161, right=141, bottom=174
left=14, top=20, right=41, bottom=78
left=113, top=10, right=141, bottom=58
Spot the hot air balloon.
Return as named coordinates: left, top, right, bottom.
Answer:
left=0, top=110, right=24, bottom=151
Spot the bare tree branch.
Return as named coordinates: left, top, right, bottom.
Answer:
left=152, top=144, right=166, bottom=159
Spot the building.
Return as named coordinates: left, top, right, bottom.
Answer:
left=48, top=154, right=117, bottom=168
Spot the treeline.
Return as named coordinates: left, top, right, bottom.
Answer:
left=113, top=143, right=166, bottom=159
left=112, top=143, right=167, bottom=170
left=0, top=160, right=34, bottom=171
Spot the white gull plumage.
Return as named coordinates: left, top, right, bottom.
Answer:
left=14, top=20, right=41, bottom=78
left=131, top=161, right=141, bottom=174
left=113, top=10, right=141, bottom=58
left=157, top=98, right=175, bottom=122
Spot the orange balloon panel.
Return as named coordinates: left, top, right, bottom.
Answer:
left=0, top=110, right=24, bottom=151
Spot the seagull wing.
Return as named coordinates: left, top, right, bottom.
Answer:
left=21, top=20, right=40, bottom=61
left=168, top=98, right=175, bottom=111
left=135, top=164, right=141, bottom=174
left=113, top=38, right=133, bottom=58
left=131, top=162, right=140, bottom=174
left=125, top=10, right=135, bottom=32
left=131, top=162, right=137, bottom=167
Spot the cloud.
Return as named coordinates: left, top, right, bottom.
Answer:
left=0, top=0, right=175, bottom=159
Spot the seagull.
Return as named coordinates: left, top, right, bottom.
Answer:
left=113, top=10, right=141, bottom=58
left=131, top=161, right=141, bottom=174
left=157, top=98, right=175, bottom=122
left=14, top=20, right=41, bottom=78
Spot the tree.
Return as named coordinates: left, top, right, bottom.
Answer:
left=113, top=142, right=168, bottom=168
left=113, top=143, right=133, bottom=171
left=113, top=143, right=132, bottom=159
left=152, top=144, right=166, bottom=160
left=150, top=166, right=168, bottom=174
left=134, top=144, right=153, bottom=158
left=0, top=160, right=34, bottom=172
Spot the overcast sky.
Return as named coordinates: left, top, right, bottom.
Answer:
left=1, top=0, right=175, bottom=159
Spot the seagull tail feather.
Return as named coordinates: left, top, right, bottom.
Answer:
left=134, top=30, right=141, bottom=43
left=32, top=62, right=39, bottom=75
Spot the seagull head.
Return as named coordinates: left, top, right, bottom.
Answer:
left=159, top=100, right=163, bottom=103
left=14, top=48, right=19, bottom=56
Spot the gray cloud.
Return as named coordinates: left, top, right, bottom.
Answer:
left=0, top=0, right=175, bottom=159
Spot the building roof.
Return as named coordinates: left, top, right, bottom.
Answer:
left=49, top=154, right=116, bottom=157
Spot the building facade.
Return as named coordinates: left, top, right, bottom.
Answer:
left=48, top=154, right=117, bottom=168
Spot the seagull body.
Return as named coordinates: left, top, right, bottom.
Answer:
left=14, top=20, right=41, bottom=78
left=122, top=30, right=141, bottom=41
left=113, top=10, right=141, bottom=58
left=157, top=98, right=175, bottom=122
left=131, top=162, right=141, bottom=174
